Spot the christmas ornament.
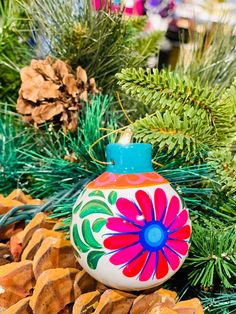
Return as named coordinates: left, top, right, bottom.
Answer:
left=70, top=143, right=191, bottom=290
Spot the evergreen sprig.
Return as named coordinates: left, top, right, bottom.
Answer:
left=184, top=223, right=236, bottom=289
left=16, top=95, right=117, bottom=197
left=201, top=291, right=236, bottom=313
left=0, top=105, right=32, bottom=194
left=0, top=0, right=31, bottom=102
left=116, top=68, right=235, bottom=158
left=131, top=111, right=213, bottom=159
left=225, top=77, right=236, bottom=116
left=132, top=31, right=163, bottom=65
left=22, top=0, right=162, bottom=91
left=177, top=23, right=236, bottom=92
left=208, top=150, right=236, bottom=196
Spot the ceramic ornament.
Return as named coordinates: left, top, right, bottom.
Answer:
left=70, top=143, right=191, bottom=291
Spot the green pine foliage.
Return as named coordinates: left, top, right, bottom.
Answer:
left=177, top=23, right=236, bottom=92
left=22, top=0, right=163, bottom=91
left=131, top=110, right=213, bottom=159
left=226, top=77, right=236, bottom=117
left=208, top=150, right=236, bottom=196
left=132, top=31, right=163, bottom=65
left=116, top=68, right=235, bottom=159
left=0, top=0, right=31, bottom=102
left=201, top=291, right=236, bottom=313
left=22, top=95, right=118, bottom=197
left=220, top=199, right=236, bottom=223
left=0, top=95, right=117, bottom=198
left=184, top=223, right=236, bottom=289
left=0, top=105, right=32, bottom=195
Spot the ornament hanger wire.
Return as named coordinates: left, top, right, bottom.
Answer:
left=88, top=126, right=128, bottom=165
left=88, top=93, right=163, bottom=167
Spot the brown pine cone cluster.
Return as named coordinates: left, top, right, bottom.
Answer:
left=16, top=57, right=99, bottom=133
left=0, top=212, right=204, bottom=314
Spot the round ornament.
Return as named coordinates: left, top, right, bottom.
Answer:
left=70, top=143, right=191, bottom=291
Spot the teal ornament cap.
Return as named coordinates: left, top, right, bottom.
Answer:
left=106, top=143, right=154, bottom=174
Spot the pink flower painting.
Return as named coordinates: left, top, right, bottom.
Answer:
left=104, top=188, right=191, bottom=281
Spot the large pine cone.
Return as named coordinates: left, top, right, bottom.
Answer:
left=16, top=57, right=99, bottom=133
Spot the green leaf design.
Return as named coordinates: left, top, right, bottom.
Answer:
left=92, top=218, right=107, bottom=233
left=73, top=201, right=83, bottom=214
left=108, top=191, right=117, bottom=205
left=79, top=200, right=113, bottom=218
left=72, top=224, right=89, bottom=253
left=88, top=190, right=105, bottom=198
left=82, top=219, right=102, bottom=249
left=87, top=250, right=105, bottom=270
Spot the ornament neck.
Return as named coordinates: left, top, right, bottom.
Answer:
left=106, top=143, right=154, bottom=174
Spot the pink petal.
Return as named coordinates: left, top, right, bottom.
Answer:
left=139, top=252, right=157, bottom=281
left=168, top=209, right=188, bottom=231
left=166, top=239, right=189, bottom=255
left=163, top=196, right=180, bottom=227
left=106, top=217, right=141, bottom=233
left=123, top=250, right=149, bottom=278
left=104, top=234, right=139, bottom=250
left=135, top=190, right=153, bottom=222
left=110, top=243, right=143, bottom=265
left=168, top=225, right=191, bottom=240
left=116, top=198, right=144, bottom=226
left=155, top=250, right=169, bottom=279
left=154, top=188, right=167, bottom=221
left=163, top=246, right=180, bottom=271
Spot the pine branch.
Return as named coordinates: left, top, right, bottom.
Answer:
left=116, top=68, right=235, bottom=158
left=0, top=104, right=32, bottom=195
left=0, top=0, right=31, bottom=102
left=131, top=111, right=213, bottom=159
left=17, top=95, right=117, bottom=197
left=116, top=68, right=219, bottom=119
left=201, top=290, right=236, bottom=313
left=208, top=150, right=236, bottom=196
left=132, top=31, right=163, bottom=65
left=218, top=198, right=236, bottom=221
left=177, top=23, right=236, bottom=92
left=22, top=0, right=162, bottom=91
left=184, top=223, right=236, bottom=289
left=224, top=77, right=236, bottom=116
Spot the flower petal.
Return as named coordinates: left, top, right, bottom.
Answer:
left=123, top=250, right=149, bottom=278
left=163, top=246, right=180, bottom=271
left=168, top=225, right=191, bottom=240
left=154, top=188, right=167, bottom=222
left=166, top=239, right=189, bottom=255
left=104, top=234, right=139, bottom=250
left=116, top=198, right=144, bottom=226
left=139, top=252, right=157, bottom=281
left=168, top=209, right=188, bottom=231
left=156, top=250, right=169, bottom=279
left=110, top=243, right=143, bottom=265
left=106, top=217, right=141, bottom=233
left=163, top=196, right=180, bottom=227
left=135, top=190, right=153, bottom=222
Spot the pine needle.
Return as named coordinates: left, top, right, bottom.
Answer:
left=177, top=22, right=236, bottom=92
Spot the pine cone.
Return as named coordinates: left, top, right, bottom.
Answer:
left=16, top=57, right=99, bottom=133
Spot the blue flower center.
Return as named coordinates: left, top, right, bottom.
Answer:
left=140, top=222, right=167, bottom=251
